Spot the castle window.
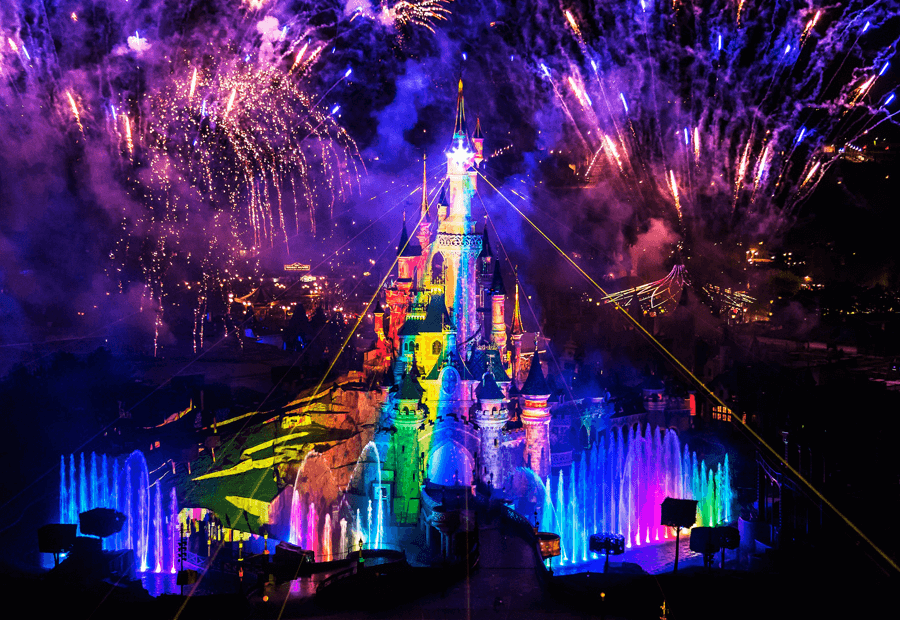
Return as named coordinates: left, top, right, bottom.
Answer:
left=432, top=340, right=442, bottom=356
left=431, top=253, right=444, bottom=282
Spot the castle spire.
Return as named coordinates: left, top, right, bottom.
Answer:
left=473, top=118, right=484, bottom=165
left=397, top=211, right=409, bottom=256
left=421, top=154, right=429, bottom=219
left=511, top=268, right=524, bottom=336
left=416, top=154, right=434, bottom=256
left=453, top=78, right=468, bottom=141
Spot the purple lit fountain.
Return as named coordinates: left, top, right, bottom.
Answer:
left=531, top=424, right=734, bottom=565
left=285, top=442, right=386, bottom=560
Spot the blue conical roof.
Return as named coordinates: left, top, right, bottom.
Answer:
left=520, top=347, right=550, bottom=397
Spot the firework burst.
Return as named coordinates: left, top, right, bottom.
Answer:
left=388, top=0, right=452, bottom=34
left=540, top=0, right=899, bottom=241
left=0, top=1, right=377, bottom=353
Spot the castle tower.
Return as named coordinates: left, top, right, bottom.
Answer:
left=435, top=78, right=481, bottom=346
left=509, top=271, right=525, bottom=382
left=416, top=155, right=433, bottom=261
left=489, top=261, right=507, bottom=352
left=373, top=303, right=386, bottom=342
left=393, top=369, right=426, bottom=524
left=477, top=226, right=493, bottom=334
left=472, top=118, right=484, bottom=167
left=478, top=226, right=493, bottom=283
left=385, top=215, right=417, bottom=350
left=474, top=372, right=508, bottom=487
left=520, top=341, right=552, bottom=480
left=396, top=212, right=421, bottom=289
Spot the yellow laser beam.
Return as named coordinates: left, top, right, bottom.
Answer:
left=479, top=171, right=899, bottom=574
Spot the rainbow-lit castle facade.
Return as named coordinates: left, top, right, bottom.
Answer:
left=371, top=82, right=567, bottom=526
left=375, top=81, right=596, bottom=524
left=371, top=83, right=734, bottom=558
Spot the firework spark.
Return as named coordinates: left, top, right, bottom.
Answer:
left=0, top=1, right=374, bottom=354
left=545, top=0, right=898, bottom=238
left=384, top=0, right=452, bottom=34
left=66, top=90, right=84, bottom=134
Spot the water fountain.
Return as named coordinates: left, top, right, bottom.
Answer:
left=284, top=443, right=387, bottom=561
left=58, top=451, right=179, bottom=573
left=348, top=441, right=384, bottom=551
left=532, top=425, right=734, bottom=565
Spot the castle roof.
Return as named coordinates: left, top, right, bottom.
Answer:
left=453, top=78, right=468, bottom=141
left=420, top=155, right=430, bottom=219
left=397, top=369, right=424, bottom=401
left=476, top=372, right=505, bottom=401
left=507, top=378, right=520, bottom=397
left=510, top=277, right=525, bottom=336
left=473, top=118, right=484, bottom=140
left=479, top=226, right=492, bottom=259
left=397, top=214, right=421, bottom=257
left=520, top=346, right=551, bottom=397
left=397, top=294, right=450, bottom=336
left=468, top=347, right=509, bottom=383
left=488, top=260, right=506, bottom=296
left=425, top=347, right=476, bottom=382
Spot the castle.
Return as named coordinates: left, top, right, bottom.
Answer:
left=371, top=81, right=592, bottom=528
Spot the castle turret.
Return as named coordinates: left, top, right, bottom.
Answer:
left=436, top=186, right=448, bottom=223
left=475, top=372, right=507, bottom=487
left=436, top=78, right=481, bottom=346
left=509, top=271, right=525, bottom=381
left=489, top=260, right=507, bottom=352
left=373, top=303, right=386, bottom=342
left=478, top=226, right=493, bottom=281
left=416, top=155, right=433, bottom=261
left=478, top=226, right=494, bottom=336
left=385, top=214, right=417, bottom=350
left=520, top=340, right=551, bottom=480
left=397, top=212, right=421, bottom=289
left=393, top=368, right=426, bottom=523
left=472, top=118, right=484, bottom=166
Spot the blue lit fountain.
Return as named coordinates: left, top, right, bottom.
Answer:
left=528, top=424, right=733, bottom=565
left=59, top=451, right=179, bottom=573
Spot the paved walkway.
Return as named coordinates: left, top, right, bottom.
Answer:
left=274, top=515, right=613, bottom=619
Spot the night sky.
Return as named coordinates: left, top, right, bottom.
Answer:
left=1, top=1, right=899, bottom=554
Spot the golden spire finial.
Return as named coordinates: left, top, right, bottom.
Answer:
left=421, top=154, right=428, bottom=218
left=454, top=78, right=467, bottom=138
left=511, top=266, right=524, bottom=336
